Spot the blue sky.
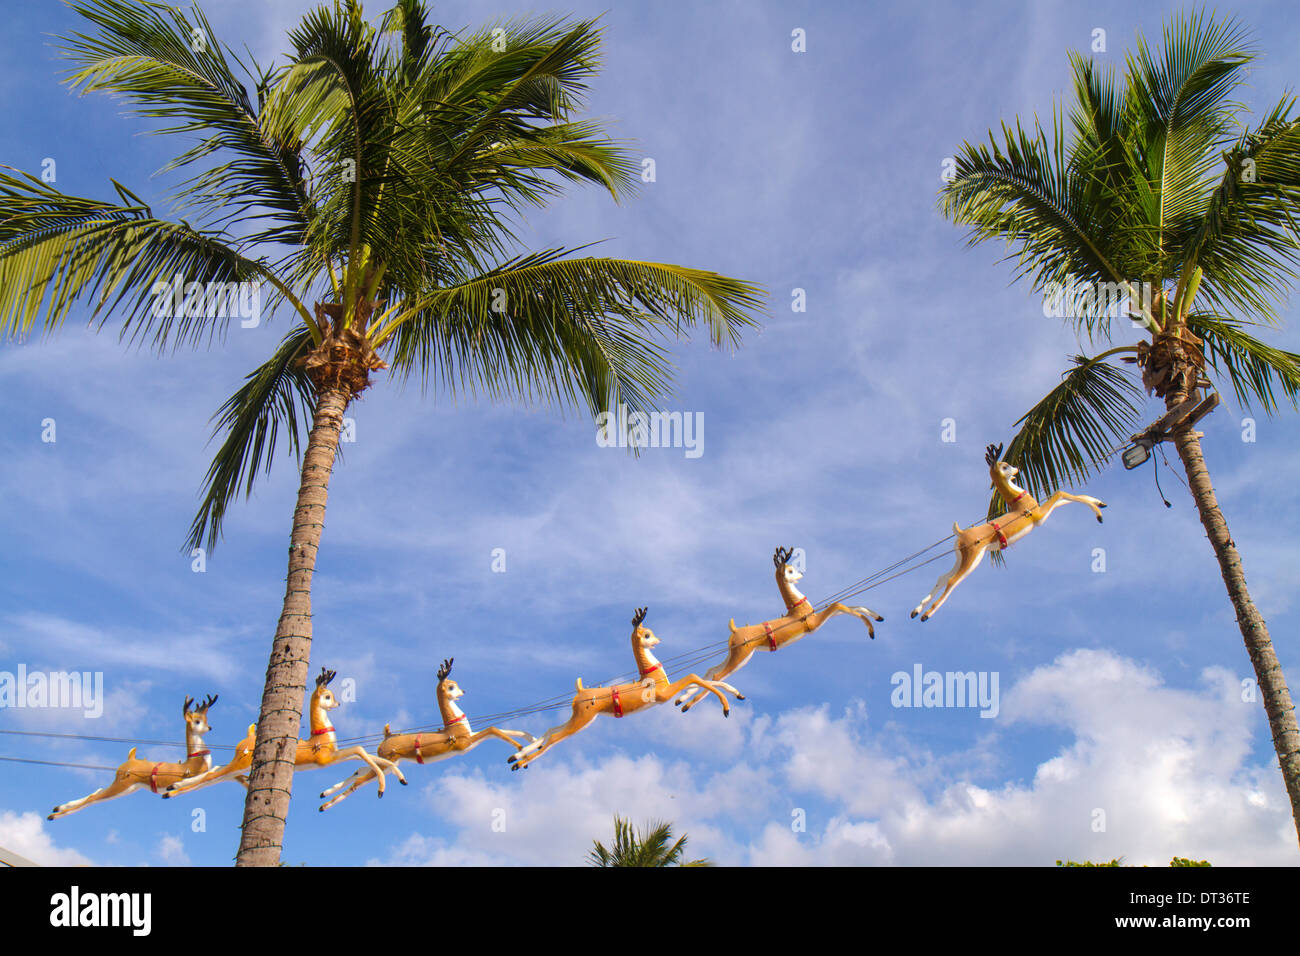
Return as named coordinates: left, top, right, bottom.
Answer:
left=2, top=0, right=1299, bottom=866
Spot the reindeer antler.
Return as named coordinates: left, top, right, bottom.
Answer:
left=183, top=695, right=194, bottom=715
left=632, top=607, right=648, bottom=627
left=316, top=667, right=336, bottom=688
left=200, top=694, right=218, bottom=711
left=984, top=443, right=1005, bottom=467
left=437, top=658, right=454, bottom=682
left=773, top=546, right=794, bottom=568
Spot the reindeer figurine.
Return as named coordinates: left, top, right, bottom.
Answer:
left=164, top=668, right=405, bottom=799
left=318, top=658, right=534, bottom=811
left=910, top=443, right=1107, bottom=621
left=676, top=547, right=884, bottom=713
left=49, top=695, right=220, bottom=820
left=507, top=608, right=736, bottom=771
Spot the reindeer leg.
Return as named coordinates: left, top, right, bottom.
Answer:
left=321, top=767, right=369, bottom=799
left=509, top=707, right=598, bottom=771
left=921, top=544, right=988, bottom=621
left=1037, top=491, right=1107, bottom=523
left=476, top=727, right=532, bottom=751
left=678, top=646, right=752, bottom=711
left=668, top=675, right=733, bottom=716
left=330, top=747, right=404, bottom=796
left=912, top=545, right=963, bottom=619
left=320, top=768, right=378, bottom=812
left=49, top=777, right=140, bottom=820
left=163, top=763, right=238, bottom=798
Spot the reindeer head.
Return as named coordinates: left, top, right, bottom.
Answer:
left=436, top=658, right=463, bottom=701
left=183, top=694, right=217, bottom=734
left=314, top=668, right=339, bottom=711
left=631, top=606, right=658, bottom=648
left=985, top=443, right=1019, bottom=482
left=773, top=546, right=803, bottom=584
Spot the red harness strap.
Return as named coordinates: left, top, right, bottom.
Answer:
left=991, top=522, right=1009, bottom=548
left=414, top=735, right=424, bottom=765
left=311, top=726, right=334, bottom=736
left=788, top=596, right=809, bottom=612
left=149, top=766, right=160, bottom=794
left=611, top=686, right=624, bottom=718
left=764, top=622, right=777, bottom=651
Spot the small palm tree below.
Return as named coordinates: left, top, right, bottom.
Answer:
left=587, top=817, right=713, bottom=867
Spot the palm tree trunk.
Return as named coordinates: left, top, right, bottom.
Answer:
left=1166, top=391, right=1300, bottom=847
left=235, top=383, right=350, bottom=867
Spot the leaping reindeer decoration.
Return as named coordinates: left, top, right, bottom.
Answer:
left=675, top=547, right=884, bottom=712
left=164, top=668, right=405, bottom=799
left=49, top=695, right=219, bottom=819
left=910, top=443, right=1107, bottom=621
left=507, top=608, right=737, bottom=771
left=319, top=658, right=534, bottom=811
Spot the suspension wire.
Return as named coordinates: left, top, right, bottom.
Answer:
left=2, top=502, right=1081, bottom=765
left=0, top=755, right=121, bottom=772
left=0, top=728, right=238, bottom=751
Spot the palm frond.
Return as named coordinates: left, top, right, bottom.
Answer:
left=380, top=252, right=764, bottom=421
left=1176, top=99, right=1300, bottom=323
left=1186, top=311, right=1300, bottom=414
left=0, top=168, right=298, bottom=347
left=60, top=0, right=311, bottom=243
left=940, top=112, right=1132, bottom=340
left=990, top=356, right=1146, bottom=521
left=187, top=325, right=316, bottom=552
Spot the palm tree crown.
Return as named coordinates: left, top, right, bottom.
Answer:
left=588, top=817, right=713, bottom=867
left=939, top=9, right=1300, bottom=844
left=1, top=0, right=763, bottom=866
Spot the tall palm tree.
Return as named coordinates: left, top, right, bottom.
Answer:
left=0, top=0, right=763, bottom=866
left=940, top=11, right=1300, bottom=844
left=587, top=816, right=713, bottom=867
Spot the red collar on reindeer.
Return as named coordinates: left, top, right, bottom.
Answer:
left=188, top=749, right=210, bottom=759
left=311, top=726, right=335, bottom=736
left=639, top=663, right=661, bottom=678
left=786, top=596, right=809, bottom=613
left=445, top=714, right=466, bottom=726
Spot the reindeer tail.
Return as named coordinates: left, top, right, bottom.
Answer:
left=952, top=521, right=962, bottom=534
left=729, top=618, right=738, bottom=633
left=575, top=678, right=584, bottom=692
left=383, top=723, right=392, bottom=738
left=127, top=747, right=137, bottom=760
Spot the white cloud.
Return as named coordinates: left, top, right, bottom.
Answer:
left=0, top=810, right=95, bottom=866
left=371, top=648, right=1297, bottom=867
left=156, top=834, right=190, bottom=866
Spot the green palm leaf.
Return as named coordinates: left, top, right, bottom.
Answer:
left=1186, top=312, right=1300, bottom=414
left=188, top=325, right=316, bottom=551
left=989, top=356, right=1146, bottom=521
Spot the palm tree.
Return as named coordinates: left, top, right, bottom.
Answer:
left=0, top=0, right=763, bottom=866
left=940, top=10, right=1300, bottom=844
left=587, top=816, right=713, bottom=867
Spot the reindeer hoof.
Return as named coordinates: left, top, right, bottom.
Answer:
left=921, top=613, right=930, bottom=622
left=47, top=813, right=55, bottom=821
left=876, top=614, right=885, bottom=621
left=736, top=694, right=746, bottom=701
left=319, top=806, right=326, bottom=812
left=910, top=610, right=919, bottom=619
left=400, top=778, right=408, bottom=785
left=724, top=710, right=730, bottom=718
left=1097, top=515, right=1103, bottom=523
left=1100, top=502, right=1108, bottom=508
